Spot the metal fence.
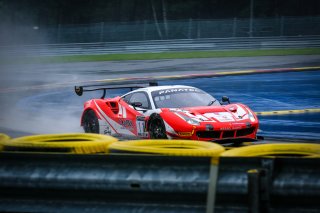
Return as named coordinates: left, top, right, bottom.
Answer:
left=2, top=16, right=320, bottom=45
left=4, top=36, right=320, bottom=56
left=3, top=36, right=320, bottom=57
left=0, top=153, right=319, bottom=213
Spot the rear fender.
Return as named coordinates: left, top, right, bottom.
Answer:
left=81, top=100, right=102, bottom=126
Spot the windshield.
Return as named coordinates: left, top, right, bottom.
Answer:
left=152, top=88, right=220, bottom=108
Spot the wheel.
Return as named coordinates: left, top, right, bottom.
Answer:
left=148, top=114, right=167, bottom=139
left=82, top=110, right=100, bottom=133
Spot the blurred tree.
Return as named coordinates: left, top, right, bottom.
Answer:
left=0, top=0, right=319, bottom=27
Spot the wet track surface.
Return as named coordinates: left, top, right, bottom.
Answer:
left=0, top=55, right=319, bottom=140
left=1, top=68, right=319, bottom=141
left=162, top=71, right=320, bottom=140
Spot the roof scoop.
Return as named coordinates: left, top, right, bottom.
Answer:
left=229, top=105, right=238, bottom=113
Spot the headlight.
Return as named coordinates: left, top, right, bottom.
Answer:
left=186, top=118, right=200, bottom=125
left=248, top=110, right=256, bottom=122
left=175, top=112, right=200, bottom=126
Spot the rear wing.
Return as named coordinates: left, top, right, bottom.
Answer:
left=75, top=81, right=158, bottom=99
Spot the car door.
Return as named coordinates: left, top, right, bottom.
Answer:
left=121, top=91, right=151, bottom=138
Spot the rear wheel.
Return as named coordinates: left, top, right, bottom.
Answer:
left=82, top=110, right=99, bottom=133
left=148, top=114, right=167, bottom=139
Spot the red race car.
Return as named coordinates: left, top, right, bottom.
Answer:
left=75, top=82, right=259, bottom=142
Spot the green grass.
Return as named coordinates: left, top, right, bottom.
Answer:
left=5, top=47, right=320, bottom=64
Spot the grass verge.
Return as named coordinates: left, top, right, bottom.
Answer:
left=4, top=47, right=320, bottom=64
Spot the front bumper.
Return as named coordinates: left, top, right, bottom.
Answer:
left=169, top=124, right=259, bottom=142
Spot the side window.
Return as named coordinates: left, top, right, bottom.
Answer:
left=129, top=92, right=150, bottom=109
left=122, top=93, right=133, bottom=104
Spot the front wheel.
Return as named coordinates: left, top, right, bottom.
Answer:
left=82, top=110, right=100, bottom=133
left=148, top=115, right=167, bottom=139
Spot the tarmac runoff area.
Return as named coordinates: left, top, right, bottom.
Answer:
left=1, top=55, right=320, bottom=93
left=0, top=54, right=319, bottom=140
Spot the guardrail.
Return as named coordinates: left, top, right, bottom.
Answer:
left=2, top=16, right=320, bottom=45
left=0, top=153, right=212, bottom=213
left=0, top=153, right=319, bottom=213
left=216, top=157, right=320, bottom=213
left=2, top=36, right=320, bottom=57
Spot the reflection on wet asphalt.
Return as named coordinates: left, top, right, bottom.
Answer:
left=163, top=71, right=320, bottom=140
left=3, top=70, right=318, bottom=140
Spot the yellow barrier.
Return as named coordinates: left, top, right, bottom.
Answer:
left=256, top=108, right=320, bottom=116
left=2, top=133, right=118, bottom=154
left=109, top=140, right=225, bottom=158
left=0, top=133, right=11, bottom=151
left=221, top=143, right=320, bottom=158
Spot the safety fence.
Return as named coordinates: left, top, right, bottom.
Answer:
left=3, top=36, right=320, bottom=57
left=0, top=133, right=319, bottom=212
left=2, top=16, right=320, bottom=45
left=0, top=153, right=319, bottom=212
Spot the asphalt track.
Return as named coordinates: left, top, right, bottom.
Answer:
left=0, top=55, right=319, bottom=141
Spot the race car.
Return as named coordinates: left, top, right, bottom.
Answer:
left=75, top=82, right=259, bottom=142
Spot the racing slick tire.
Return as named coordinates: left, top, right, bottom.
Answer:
left=1, top=133, right=118, bottom=154
left=109, top=139, right=225, bottom=157
left=0, top=133, right=10, bottom=151
left=148, top=114, right=168, bottom=139
left=82, top=110, right=100, bottom=134
left=221, top=143, right=320, bottom=157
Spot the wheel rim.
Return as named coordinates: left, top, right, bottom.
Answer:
left=83, top=111, right=99, bottom=133
left=150, top=119, right=167, bottom=139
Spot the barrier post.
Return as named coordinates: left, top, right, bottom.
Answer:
left=248, top=169, right=260, bottom=213
left=206, top=157, right=219, bottom=213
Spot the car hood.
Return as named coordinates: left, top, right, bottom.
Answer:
left=164, top=104, right=253, bottom=123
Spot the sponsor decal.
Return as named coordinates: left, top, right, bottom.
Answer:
left=220, top=123, right=246, bottom=130
left=136, top=116, right=147, bottom=137
left=104, top=126, right=112, bottom=135
left=220, top=127, right=232, bottom=130
left=119, top=119, right=134, bottom=130
left=204, top=112, right=235, bottom=122
left=158, top=88, right=198, bottom=95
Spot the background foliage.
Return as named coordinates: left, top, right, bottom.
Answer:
left=0, top=0, right=319, bottom=26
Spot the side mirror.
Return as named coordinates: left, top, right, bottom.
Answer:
left=221, top=96, right=230, bottom=104
left=131, top=102, right=143, bottom=108
left=75, top=86, right=83, bottom=96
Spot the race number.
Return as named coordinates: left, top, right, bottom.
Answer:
left=136, top=116, right=146, bottom=136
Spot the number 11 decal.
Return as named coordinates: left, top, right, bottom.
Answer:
left=136, top=116, right=146, bottom=137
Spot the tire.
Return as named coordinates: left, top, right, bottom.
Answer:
left=109, top=139, right=225, bottom=157
left=221, top=143, right=320, bottom=158
left=148, top=114, right=167, bottom=139
left=2, top=133, right=118, bottom=154
left=82, top=110, right=100, bottom=134
left=0, top=133, right=10, bottom=143
left=0, top=133, right=10, bottom=151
